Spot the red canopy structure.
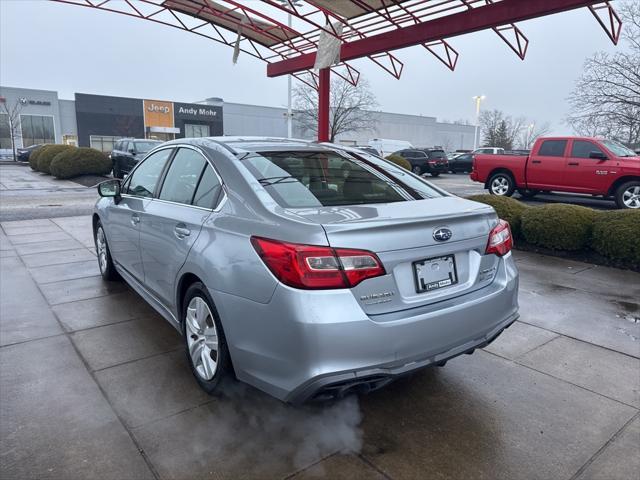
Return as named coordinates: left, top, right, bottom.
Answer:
left=52, top=0, right=622, bottom=141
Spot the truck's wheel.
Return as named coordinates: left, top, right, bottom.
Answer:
left=518, top=188, right=539, bottom=199
left=488, top=173, right=515, bottom=197
left=615, top=181, right=640, bottom=209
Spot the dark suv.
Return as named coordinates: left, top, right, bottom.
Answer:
left=394, top=148, right=449, bottom=177
left=110, top=139, right=162, bottom=178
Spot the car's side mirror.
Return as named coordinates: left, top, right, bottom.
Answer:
left=589, top=151, right=608, bottom=160
left=129, top=148, right=136, bottom=155
left=97, top=179, right=122, bottom=203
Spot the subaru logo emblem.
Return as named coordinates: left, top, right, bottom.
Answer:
left=433, top=227, right=452, bottom=242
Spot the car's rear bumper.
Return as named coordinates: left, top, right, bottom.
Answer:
left=287, top=310, right=518, bottom=403
left=426, top=162, right=449, bottom=173
left=211, top=253, right=519, bottom=403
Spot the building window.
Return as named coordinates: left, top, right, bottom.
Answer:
left=0, top=114, right=11, bottom=149
left=20, top=115, right=55, bottom=147
left=90, top=135, right=120, bottom=153
left=185, top=124, right=210, bottom=138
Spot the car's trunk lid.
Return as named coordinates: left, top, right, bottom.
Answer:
left=286, top=197, right=501, bottom=316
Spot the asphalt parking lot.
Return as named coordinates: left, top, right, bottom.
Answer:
left=1, top=213, right=638, bottom=480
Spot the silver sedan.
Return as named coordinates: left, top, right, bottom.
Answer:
left=94, top=137, right=519, bottom=403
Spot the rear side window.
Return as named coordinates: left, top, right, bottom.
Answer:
left=538, top=140, right=567, bottom=157
left=126, top=148, right=173, bottom=197
left=159, top=148, right=207, bottom=205
left=242, top=150, right=441, bottom=208
left=193, top=166, right=222, bottom=209
left=571, top=140, right=605, bottom=159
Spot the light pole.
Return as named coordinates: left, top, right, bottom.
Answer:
left=526, top=123, right=535, bottom=149
left=472, top=95, right=485, bottom=150
left=279, top=1, right=302, bottom=138
left=286, top=11, right=293, bottom=138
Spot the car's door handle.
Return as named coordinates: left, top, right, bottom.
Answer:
left=174, top=225, right=191, bottom=239
left=568, top=162, right=579, bottom=166
left=131, top=214, right=140, bottom=226
left=531, top=160, right=542, bottom=164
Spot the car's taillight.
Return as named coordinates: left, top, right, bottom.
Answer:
left=251, top=236, right=385, bottom=290
left=485, top=220, right=513, bottom=257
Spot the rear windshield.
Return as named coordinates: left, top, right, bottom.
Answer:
left=426, top=150, right=446, bottom=159
left=135, top=141, right=161, bottom=153
left=241, top=150, right=443, bottom=208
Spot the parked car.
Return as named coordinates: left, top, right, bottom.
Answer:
left=110, top=138, right=162, bottom=178
left=93, top=137, right=519, bottom=403
left=394, top=148, right=449, bottom=177
left=473, top=147, right=505, bottom=155
left=16, top=144, right=43, bottom=162
left=368, top=138, right=414, bottom=158
left=471, top=136, right=640, bottom=209
left=448, top=152, right=474, bottom=173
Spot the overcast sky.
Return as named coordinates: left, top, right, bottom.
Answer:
left=0, top=0, right=625, bottom=134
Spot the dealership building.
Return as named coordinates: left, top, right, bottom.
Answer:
left=1, top=85, right=475, bottom=154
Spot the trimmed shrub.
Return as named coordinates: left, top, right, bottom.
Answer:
left=385, top=154, right=411, bottom=171
left=28, top=144, right=50, bottom=171
left=50, top=147, right=111, bottom=179
left=591, top=210, right=640, bottom=267
left=521, top=204, right=598, bottom=251
left=467, top=194, right=529, bottom=238
left=37, top=145, right=76, bottom=174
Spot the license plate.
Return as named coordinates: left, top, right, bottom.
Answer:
left=413, top=255, right=458, bottom=293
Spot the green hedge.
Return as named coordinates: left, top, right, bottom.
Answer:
left=521, top=204, right=598, bottom=251
left=385, top=154, right=411, bottom=171
left=28, top=144, right=50, bottom=171
left=591, top=210, right=640, bottom=267
left=37, top=145, right=76, bottom=174
left=467, top=194, right=529, bottom=238
left=50, top=147, right=112, bottom=179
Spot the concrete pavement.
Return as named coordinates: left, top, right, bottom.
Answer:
left=1, top=216, right=638, bottom=480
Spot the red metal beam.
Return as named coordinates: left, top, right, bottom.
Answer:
left=267, top=0, right=601, bottom=77
left=317, top=68, right=331, bottom=142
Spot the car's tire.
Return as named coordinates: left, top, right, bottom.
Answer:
left=488, top=172, right=515, bottom=197
left=518, top=188, right=539, bottom=199
left=412, top=165, right=422, bottom=175
left=182, top=282, right=232, bottom=394
left=431, top=172, right=440, bottom=177
left=615, top=181, right=640, bottom=209
left=94, top=221, right=119, bottom=281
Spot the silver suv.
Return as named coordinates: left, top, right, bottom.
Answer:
left=94, top=137, right=519, bottom=403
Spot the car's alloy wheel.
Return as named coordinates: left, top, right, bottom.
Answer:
left=619, top=183, right=640, bottom=209
left=488, top=174, right=514, bottom=197
left=185, top=296, right=219, bottom=381
left=95, top=223, right=118, bottom=280
left=412, top=166, right=421, bottom=175
left=182, top=282, right=231, bottom=394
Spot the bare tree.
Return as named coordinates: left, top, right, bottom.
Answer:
left=480, top=109, right=551, bottom=149
left=518, top=122, right=552, bottom=149
left=0, top=97, right=23, bottom=161
left=293, top=76, right=378, bottom=142
left=567, top=1, right=640, bottom=147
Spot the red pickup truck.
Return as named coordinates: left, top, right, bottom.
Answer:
left=470, top=137, right=640, bottom=209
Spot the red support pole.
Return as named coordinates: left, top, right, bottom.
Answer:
left=317, top=68, right=330, bottom=142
